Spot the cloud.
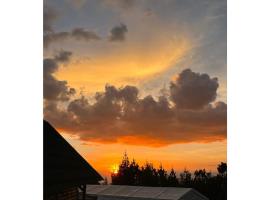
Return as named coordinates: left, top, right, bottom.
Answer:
left=54, top=50, right=72, bottom=63
left=43, top=50, right=76, bottom=101
left=44, top=6, right=58, bottom=34
left=71, top=28, right=101, bottom=41
left=43, top=6, right=100, bottom=48
left=44, top=28, right=101, bottom=48
left=44, top=69, right=226, bottom=147
left=170, top=69, right=219, bottom=109
left=44, top=32, right=70, bottom=48
left=109, top=24, right=128, bottom=42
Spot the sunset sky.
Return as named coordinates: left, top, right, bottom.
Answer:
left=43, top=0, right=226, bottom=179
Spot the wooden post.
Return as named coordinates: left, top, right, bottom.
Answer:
left=78, top=185, right=86, bottom=200
left=82, top=184, right=86, bottom=200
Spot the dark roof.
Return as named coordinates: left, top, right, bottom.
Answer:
left=85, top=185, right=209, bottom=200
left=44, top=120, right=103, bottom=197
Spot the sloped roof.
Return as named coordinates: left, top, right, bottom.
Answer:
left=44, top=120, right=103, bottom=197
left=85, top=185, right=209, bottom=200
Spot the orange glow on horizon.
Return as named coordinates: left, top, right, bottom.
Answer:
left=110, top=164, right=119, bottom=175
left=62, top=130, right=226, bottom=181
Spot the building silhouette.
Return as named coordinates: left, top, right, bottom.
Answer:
left=44, top=120, right=103, bottom=200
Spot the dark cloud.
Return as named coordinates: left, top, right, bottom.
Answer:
left=44, top=6, right=58, bottom=34
left=109, top=24, right=128, bottom=42
left=44, top=28, right=101, bottom=48
left=43, top=51, right=76, bottom=101
left=44, top=5, right=129, bottom=47
left=43, top=5, right=67, bottom=48
left=170, top=69, right=219, bottom=110
left=44, top=32, right=70, bottom=48
left=54, top=50, right=72, bottom=63
left=44, top=101, right=77, bottom=130
left=71, top=28, right=101, bottom=41
left=44, top=69, right=226, bottom=146
left=43, top=6, right=100, bottom=48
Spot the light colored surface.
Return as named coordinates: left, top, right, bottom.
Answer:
left=86, top=185, right=208, bottom=200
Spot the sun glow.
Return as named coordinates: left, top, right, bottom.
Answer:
left=110, top=164, right=119, bottom=174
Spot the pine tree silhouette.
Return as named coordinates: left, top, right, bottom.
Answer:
left=111, top=153, right=227, bottom=200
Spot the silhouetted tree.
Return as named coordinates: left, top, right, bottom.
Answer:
left=139, top=162, right=159, bottom=186
left=129, top=159, right=140, bottom=185
left=216, top=162, right=227, bottom=200
left=167, top=168, right=179, bottom=186
left=121, top=151, right=130, bottom=168
left=157, top=164, right=168, bottom=186
left=112, top=151, right=132, bottom=185
left=111, top=153, right=227, bottom=200
left=217, top=162, right=227, bottom=177
left=194, top=169, right=208, bottom=183
left=179, top=169, right=192, bottom=186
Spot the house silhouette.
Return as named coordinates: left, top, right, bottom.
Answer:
left=44, top=120, right=103, bottom=200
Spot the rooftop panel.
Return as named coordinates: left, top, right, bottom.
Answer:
left=86, top=185, right=199, bottom=200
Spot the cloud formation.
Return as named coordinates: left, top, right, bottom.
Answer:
left=170, top=69, right=219, bottom=109
left=44, top=69, right=226, bottom=147
left=43, top=50, right=76, bottom=101
left=109, top=24, right=128, bottom=42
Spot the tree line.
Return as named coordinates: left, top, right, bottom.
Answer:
left=110, top=152, right=227, bottom=200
